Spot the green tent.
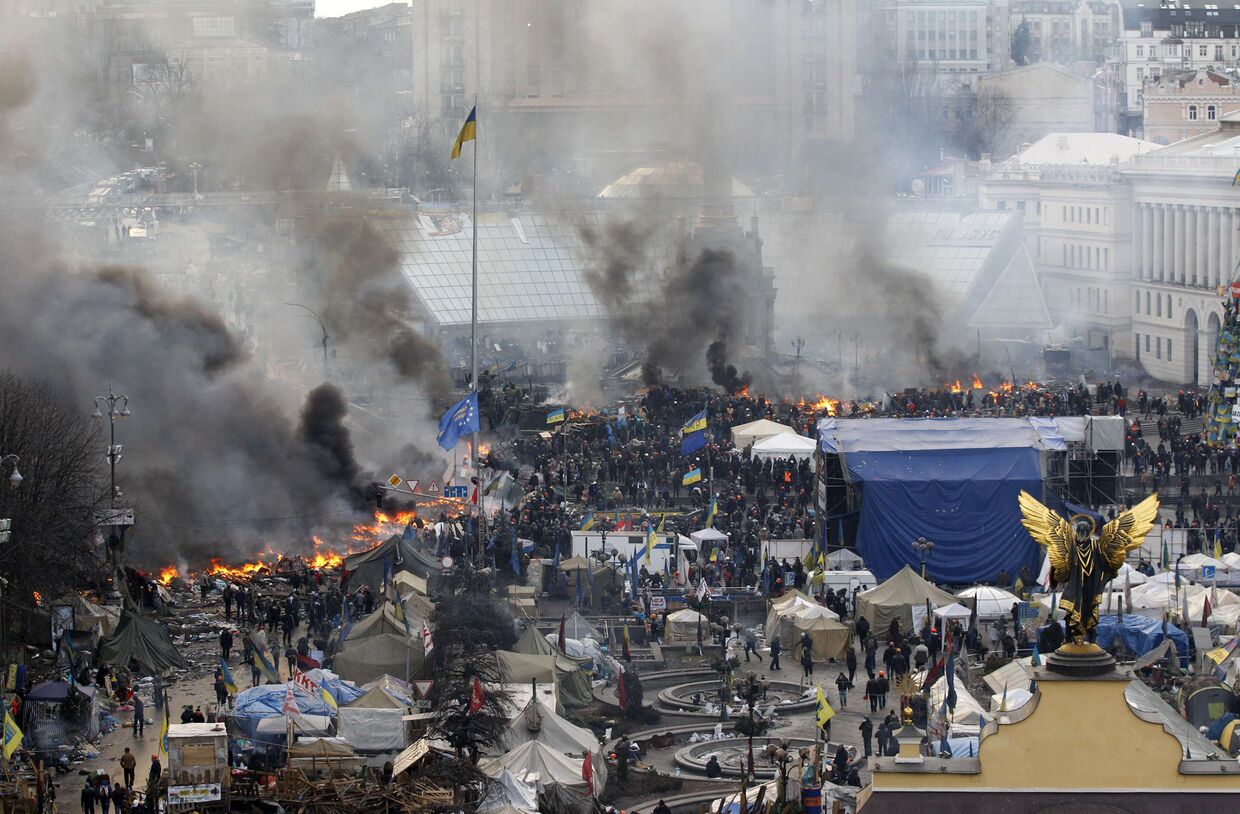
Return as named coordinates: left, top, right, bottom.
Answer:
left=100, top=609, right=189, bottom=674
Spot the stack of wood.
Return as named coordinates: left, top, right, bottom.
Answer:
left=272, top=769, right=454, bottom=813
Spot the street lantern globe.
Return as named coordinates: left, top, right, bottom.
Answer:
left=7, top=468, right=20, bottom=489
left=118, top=405, right=131, bottom=417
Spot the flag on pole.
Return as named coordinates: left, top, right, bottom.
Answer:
left=579, top=513, right=596, bottom=531
left=1037, top=552, right=1052, bottom=590
left=510, top=526, right=521, bottom=576
left=998, top=683, right=1009, bottom=712
left=622, top=624, right=632, bottom=661
left=546, top=407, right=566, bottom=425
left=582, top=753, right=594, bottom=795
left=2, top=712, right=22, bottom=759
left=282, top=683, right=299, bottom=716
left=421, top=623, right=434, bottom=657
left=220, top=658, right=237, bottom=696
left=159, top=698, right=170, bottom=756
left=682, top=468, right=702, bottom=486
left=681, top=410, right=707, bottom=456
left=645, top=523, right=657, bottom=565
left=437, top=391, right=480, bottom=450
left=815, top=686, right=836, bottom=732
left=1202, top=593, right=1213, bottom=628
left=697, top=576, right=708, bottom=602
left=319, top=686, right=338, bottom=711
left=1215, top=534, right=1224, bottom=560
left=253, top=645, right=281, bottom=684
left=450, top=106, right=477, bottom=159
left=706, top=495, right=718, bottom=527
left=469, top=676, right=485, bottom=713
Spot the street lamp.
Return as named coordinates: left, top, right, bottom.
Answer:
left=284, top=302, right=330, bottom=377
left=764, top=739, right=793, bottom=805
left=0, top=454, right=20, bottom=490
left=735, top=670, right=765, bottom=779
left=913, top=536, right=935, bottom=579
left=93, top=387, right=130, bottom=509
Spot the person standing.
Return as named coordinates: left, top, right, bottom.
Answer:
left=149, top=755, right=162, bottom=786
left=859, top=716, right=873, bottom=757
left=219, top=628, right=233, bottom=662
left=769, top=634, right=781, bottom=671
left=132, top=694, right=144, bottom=737
left=835, top=672, right=851, bottom=708
left=800, top=645, right=813, bottom=681
left=120, top=748, right=136, bottom=788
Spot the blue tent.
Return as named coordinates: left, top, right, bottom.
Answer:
left=230, top=683, right=335, bottom=737
left=818, top=418, right=1045, bottom=584
left=1094, top=614, right=1190, bottom=665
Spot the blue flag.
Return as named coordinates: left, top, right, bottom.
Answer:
left=945, top=651, right=958, bottom=711
left=629, top=548, right=640, bottom=598
left=681, top=430, right=706, bottom=456
left=510, top=526, right=521, bottom=575
left=437, top=391, right=480, bottom=450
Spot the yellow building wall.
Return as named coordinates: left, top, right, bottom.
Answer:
left=873, top=675, right=1239, bottom=791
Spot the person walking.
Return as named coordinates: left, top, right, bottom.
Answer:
left=859, top=716, right=874, bottom=757
left=743, top=628, right=762, bottom=662
left=875, top=671, right=889, bottom=710
left=835, top=672, right=851, bottom=708
left=132, top=694, right=144, bottom=737
left=219, top=628, right=233, bottom=662
left=80, top=781, right=95, bottom=814
left=120, top=748, right=136, bottom=788
left=845, top=647, right=857, bottom=684
left=865, top=674, right=880, bottom=713
left=769, top=634, right=781, bottom=671
left=98, top=780, right=111, bottom=814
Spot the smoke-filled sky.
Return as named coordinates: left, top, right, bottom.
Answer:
left=316, top=0, right=398, bottom=18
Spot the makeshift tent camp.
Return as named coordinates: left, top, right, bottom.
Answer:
left=1179, top=677, right=1240, bottom=729
left=1224, top=553, right=1240, bottom=571
left=479, top=741, right=595, bottom=813
left=766, top=606, right=848, bottom=661
left=231, top=683, right=335, bottom=738
left=59, top=594, right=121, bottom=639
left=955, top=586, right=1021, bottom=620
left=664, top=608, right=708, bottom=644
left=337, top=685, right=411, bottom=752
left=501, top=638, right=593, bottom=710
left=1092, top=614, right=1189, bottom=663
left=765, top=595, right=839, bottom=628
left=855, top=566, right=957, bottom=633
left=818, top=417, right=1046, bottom=583
left=287, top=737, right=365, bottom=773
left=730, top=419, right=795, bottom=449
left=1126, top=680, right=1225, bottom=759
left=25, top=681, right=100, bottom=748
left=823, top=549, right=865, bottom=571
left=751, top=433, right=818, bottom=463
left=333, top=604, right=423, bottom=685
left=496, top=697, right=607, bottom=789
left=100, top=609, right=189, bottom=673
left=917, top=670, right=986, bottom=733
left=562, top=612, right=601, bottom=641
left=344, top=535, right=438, bottom=594
left=304, top=669, right=366, bottom=706
left=393, top=571, right=428, bottom=597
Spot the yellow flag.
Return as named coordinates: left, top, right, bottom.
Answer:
left=646, top=526, right=657, bottom=564
left=2, top=711, right=22, bottom=759
left=1215, top=536, right=1224, bottom=560
left=450, top=107, right=477, bottom=160
left=319, top=687, right=338, bottom=711
left=815, top=686, right=835, bottom=732
left=159, top=700, right=170, bottom=756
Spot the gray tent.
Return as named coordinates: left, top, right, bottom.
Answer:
left=337, top=685, right=410, bottom=752
left=100, top=609, right=189, bottom=674
left=562, top=612, right=601, bottom=641
left=510, top=628, right=594, bottom=710
left=344, top=536, right=440, bottom=594
left=334, top=603, right=423, bottom=684
left=855, top=566, right=957, bottom=634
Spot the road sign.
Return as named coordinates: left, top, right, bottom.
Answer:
left=93, top=508, right=135, bottom=527
left=405, top=479, right=420, bottom=494
left=387, top=474, right=402, bottom=488
left=440, top=556, right=454, bottom=569
left=412, top=680, right=433, bottom=698
left=445, top=485, right=469, bottom=499
left=1202, top=565, right=1217, bottom=580
left=427, top=481, right=439, bottom=493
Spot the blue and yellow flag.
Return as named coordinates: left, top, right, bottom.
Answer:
left=319, top=686, right=339, bottom=711
left=220, top=658, right=237, bottom=696
left=254, top=646, right=281, bottom=684
left=646, top=524, right=657, bottom=565
left=451, top=106, right=477, bottom=160
left=547, top=407, right=566, bottom=425
left=2, top=711, right=22, bottom=759
left=159, top=699, right=170, bottom=756
left=706, top=495, right=718, bottom=527
left=579, top=512, right=596, bottom=531
left=682, top=410, right=707, bottom=435
left=1233, top=168, right=1240, bottom=187
left=682, top=468, right=702, bottom=486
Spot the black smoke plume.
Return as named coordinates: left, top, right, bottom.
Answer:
left=298, top=383, right=366, bottom=508
left=707, top=339, right=751, bottom=393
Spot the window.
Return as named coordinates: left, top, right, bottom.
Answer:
left=1135, top=291, right=1141, bottom=312
left=1146, top=334, right=1152, bottom=352
left=1208, top=105, right=1218, bottom=120
left=1157, top=294, right=1162, bottom=316
left=1167, top=339, right=1173, bottom=361
left=1156, top=337, right=1162, bottom=359
left=1142, top=21, right=1152, bottom=36
left=1096, top=207, right=1101, bottom=224
left=1137, top=45, right=1145, bottom=58
left=1167, top=294, right=1173, bottom=319
left=1104, top=247, right=1109, bottom=269
left=1189, top=105, right=1199, bottom=121
left=1062, top=245, right=1068, bottom=266
left=1062, top=205, right=1067, bottom=221
left=1087, top=208, right=1092, bottom=224
left=1136, top=334, right=1142, bottom=359
left=1200, top=45, right=1209, bottom=57
left=1146, top=291, right=1151, bottom=314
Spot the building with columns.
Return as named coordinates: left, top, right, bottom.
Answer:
left=1124, top=114, right=1240, bottom=384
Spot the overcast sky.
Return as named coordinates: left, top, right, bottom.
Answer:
left=315, top=0, right=405, bottom=19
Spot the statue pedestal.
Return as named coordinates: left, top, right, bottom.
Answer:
left=1045, top=642, right=1117, bottom=677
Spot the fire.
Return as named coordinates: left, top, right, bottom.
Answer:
left=948, top=379, right=963, bottom=394
left=1025, top=380, right=1039, bottom=390
left=813, top=396, right=839, bottom=416
left=158, top=566, right=178, bottom=586
left=971, top=373, right=984, bottom=390
left=309, top=535, right=346, bottom=570
left=736, top=385, right=750, bottom=398
left=32, top=591, right=41, bottom=606
left=999, top=380, right=1014, bottom=393
left=206, top=558, right=269, bottom=581
left=351, top=509, right=421, bottom=544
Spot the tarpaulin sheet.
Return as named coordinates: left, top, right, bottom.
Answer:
left=820, top=417, right=1043, bottom=454
left=1093, top=614, right=1189, bottom=663
left=848, top=447, right=1042, bottom=584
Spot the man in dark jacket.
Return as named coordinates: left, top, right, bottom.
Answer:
left=769, top=634, right=782, bottom=671
left=859, top=716, right=874, bottom=756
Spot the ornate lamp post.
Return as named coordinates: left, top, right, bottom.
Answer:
left=913, top=536, right=935, bottom=579
left=92, top=388, right=131, bottom=508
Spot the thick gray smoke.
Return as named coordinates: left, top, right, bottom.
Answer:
left=297, top=383, right=365, bottom=509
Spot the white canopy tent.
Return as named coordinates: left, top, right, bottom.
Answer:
left=751, top=433, right=818, bottom=463
left=479, top=741, right=595, bottom=813
left=665, top=608, right=708, bottom=644
left=955, top=586, right=1021, bottom=620
left=933, top=602, right=973, bottom=621
left=690, top=528, right=728, bottom=546
left=730, top=419, right=795, bottom=449
left=823, top=549, right=865, bottom=571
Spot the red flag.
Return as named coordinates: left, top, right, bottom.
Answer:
left=468, top=676, right=485, bottom=713
left=282, top=683, right=299, bottom=716
left=558, top=615, right=567, bottom=654
left=616, top=669, right=628, bottom=711
left=581, top=753, right=593, bottom=794
left=1202, top=594, right=1212, bottom=629
left=921, top=654, right=945, bottom=692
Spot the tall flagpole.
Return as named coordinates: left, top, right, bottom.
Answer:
left=470, top=95, right=480, bottom=557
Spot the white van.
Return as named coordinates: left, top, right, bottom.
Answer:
left=570, top=531, right=699, bottom=584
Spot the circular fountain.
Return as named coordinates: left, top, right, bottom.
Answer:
left=656, top=679, right=817, bottom=717
left=674, top=736, right=822, bottom=778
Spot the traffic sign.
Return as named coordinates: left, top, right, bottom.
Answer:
left=405, top=479, right=420, bottom=494
left=440, top=556, right=454, bottom=569
left=427, top=481, right=439, bottom=493
left=387, top=474, right=402, bottom=488
left=445, top=485, right=469, bottom=499
left=93, top=508, right=135, bottom=527
left=412, top=680, right=433, bottom=698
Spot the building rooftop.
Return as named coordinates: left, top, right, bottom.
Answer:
left=1005, top=132, right=1160, bottom=166
left=598, top=162, right=754, bottom=200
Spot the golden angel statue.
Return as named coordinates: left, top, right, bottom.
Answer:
left=1017, top=491, right=1160, bottom=647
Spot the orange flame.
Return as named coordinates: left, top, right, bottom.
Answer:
left=948, top=379, right=963, bottom=394
left=971, top=373, right=984, bottom=390
left=32, top=591, right=42, bottom=606
left=207, top=558, right=269, bottom=581
left=999, top=380, right=1014, bottom=393
left=158, top=566, right=178, bottom=586
left=737, top=385, right=751, bottom=398
left=309, top=535, right=345, bottom=570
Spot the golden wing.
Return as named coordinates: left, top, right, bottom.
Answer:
left=1098, top=493, right=1160, bottom=572
left=1018, top=490, right=1073, bottom=584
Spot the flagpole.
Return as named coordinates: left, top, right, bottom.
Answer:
left=470, top=95, right=481, bottom=562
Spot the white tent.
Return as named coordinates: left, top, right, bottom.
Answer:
left=917, top=670, right=986, bottom=733
left=479, top=741, right=594, bottom=811
left=955, top=586, right=1021, bottom=620
left=1103, top=563, right=1149, bottom=592
left=990, top=687, right=1035, bottom=713
left=1148, top=571, right=1182, bottom=584
left=730, top=418, right=794, bottom=449
left=690, top=528, right=729, bottom=546
left=497, top=697, right=606, bottom=790
left=337, top=685, right=409, bottom=752
left=751, top=433, right=818, bottom=463
left=932, top=602, right=973, bottom=621
left=1223, top=553, right=1240, bottom=571
left=665, top=608, right=708, bottom=644
left=823, top=549, right=865, bottom=571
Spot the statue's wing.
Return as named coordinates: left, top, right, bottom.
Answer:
left=1018, top=490, right=1073, bottom=585
left=1098, top=493, right=1161, bottom=572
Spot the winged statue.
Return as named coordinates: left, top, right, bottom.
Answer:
left=1017, top=491, right=1160, bottom=647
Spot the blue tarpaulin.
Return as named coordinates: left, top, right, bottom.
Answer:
left=230, top=683, right=336, bottom=737
left=819, top=418, right=1044, bottom=584
left=1093, top=614, right=1190, bottom=664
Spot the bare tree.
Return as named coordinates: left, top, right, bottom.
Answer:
left=955, top=85, right=1016, bottom=159
left=0, top=372, right=107, bottom=604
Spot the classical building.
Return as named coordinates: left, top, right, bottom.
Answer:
left=1124, top=114, right=1240, bottom=384
left=409, top=0, right=857, bottom=190
left=979, top=63, right=1099, bottom=157
left=1009, top=0, right=1121, bottom=65
left=869, top=0, right=1012, bottom=87
left=1143, top=68, right=1240, bottom=145
left=978, top=132, right=1157, bottom=364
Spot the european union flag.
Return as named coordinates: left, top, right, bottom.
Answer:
left=681, top=430, right=706, bottom=456
left=437, top=391, right=480, bottom=450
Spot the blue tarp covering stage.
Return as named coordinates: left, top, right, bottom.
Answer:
left=818, top=418, right=1045, bottom=584
left=1093, top=614, right=1190, bottom=664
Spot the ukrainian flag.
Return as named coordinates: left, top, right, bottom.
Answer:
left=159, top=700, right=170, bottom=756
left=682, top=468, right=702, bottom=486
left=220, top=658, right=237, bottom=696
left=451, top=106, right=477, bottom=160
left=579, top=512, right=596, bottom=531
left=319, top=686, right=339, bottom=711
left=2, top=711, right=22, bottom=759
left=547, top=407, right=566, bottom=425
left=646, top=524, right=657, bottom=564
left=682, top=409, right=707, bottom=435
left=706, top=495, right=718, bottom=527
